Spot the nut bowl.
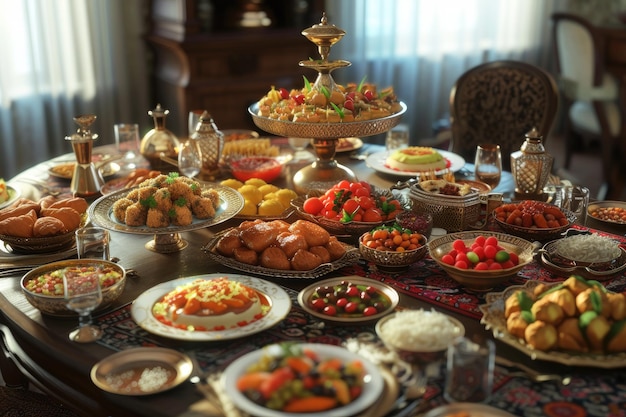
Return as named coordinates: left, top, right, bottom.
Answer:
left=20, top=259, right=126, bottom=317
left=427, top=231, right=535, bottom=291
left=359, top=233, right=428, bottom=271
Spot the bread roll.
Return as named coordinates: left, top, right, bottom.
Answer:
left=33, top=216, right=66, bottom=237
left=240, top=221, right=282, bottom=252
left=233, top=247, right=258, bottom=265
left=276, top=231, right=308, bottom=258
left=309, top=246, right=331, bottom=263
left=40, top=207, right=81, bottom=233
left=325, top=236, right=346, bottom=261
left=38, top=196, right=58, bottom=210
left=49, top=197, right=88, bottom=214
left=0, top=209, right=37, bottom=237
left=215, top=229, right=242, bottom=256
left=0, top=200, right=40, bottom=222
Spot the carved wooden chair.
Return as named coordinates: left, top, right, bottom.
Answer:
left=449, top=60, right=559, bottom=171
left=551, top=12, right=623, bottom=200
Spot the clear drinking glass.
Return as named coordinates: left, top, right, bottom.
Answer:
left=178, top=139, right=202, bottom=178
left=444, top=336, right=495, bottom=403
left=114, top=123, right=141, bottom=169
left=63, top=268, right=103, bottom=343
left=75, top=227, right=110, bottom=260
left=288, top=137, right=315, bottom=162
left=474, top=144, right=502, bottom=189
left=386, top=125, right=410, bottom=151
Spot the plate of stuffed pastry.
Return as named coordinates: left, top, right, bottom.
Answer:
left=479, top=277, right=626, bottom=368
left=202, top=219, right=360, bottom=279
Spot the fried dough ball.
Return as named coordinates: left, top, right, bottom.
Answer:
left=239, top=219, right=264, bottom=230
left=146, top=207, right=170, bottom=228
left=125, top=202, right=148, bottom=227
left=309, top=246, right=331, bottom=263
left=112, top=198, right=134, bottom=223
left=505, top=310, right=529, bottom=339
left=260, top=247, right=291, bottom=270
left=125, top=189, right=140, bottom=202
left=543, top=288, right=576, bottom=317
left=576, top=287, right=610, bottom=318
left=137, top=186, right=158, bottom=201
left=276, top=231, right=308, bottom=258
left=291, top=249, right=322, bottom=271
left=584, top=314, right=611, bottom=352
left=325, top=236, right=346, bottom=261
left=190, top=196, right=216, bottom=219
left=531, top=298, right=564, bottom=326
left=524, top=321, right=557, bottom=351
left=233, top=247, right=258, bottom=265
left=169, top=181, right=194, bottom=204
left=201, top=189, right=220, bottom=208
left=288, top=220, right=330, bottom=247
left=171, top=205, right=193, bottom=226
left=607, top=293, right=626, bottom=321
left=153, top=188, right=173, bottom=212
left=504, top=290, right=533, bottom=319
left=563, top=276, right=592, bottom=296
left=607, top=322, right=626, bottom=352
left=240, top=221, right=283, bottom=252
left=215, top=229, right=242, bottom=256
left=557, top=318, right=588, bottom=352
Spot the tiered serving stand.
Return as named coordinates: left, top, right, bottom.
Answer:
left=249, top=13, right=406, bottom=194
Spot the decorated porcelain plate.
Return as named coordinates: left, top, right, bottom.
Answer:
left=479, top=280, right=626, bottom=368
left=422, top=403, right=517, bottom=417
left=131, top=274, right=291, bottom=341
left=88, top=184, right=243, bottom=235
left=335, top=137, right=364, bottom=153
left=48, top=161, right=120, bottom=180
left=365, top=150, right=465, bottom=177
left=221, top=343, right=385, bottom=417
left=91, top=347, right=193, bottom=395
left=0, top=185, right=20, bottom=210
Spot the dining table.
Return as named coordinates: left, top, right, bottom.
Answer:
left=1, top=138, right=625, bottom=417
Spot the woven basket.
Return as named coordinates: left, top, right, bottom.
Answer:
left=408, top=185, right=480, bottom=232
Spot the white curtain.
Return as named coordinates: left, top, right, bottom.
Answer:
left=0, top=0, right=151, bottom=179
left=326, top=0, right=567, bottom=145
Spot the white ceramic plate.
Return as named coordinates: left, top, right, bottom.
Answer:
left=131, top=274, right=291, bottom=341
left=0, top=185, right=20, bottom=210
left=479, top=280, right=626, bottom=368
left=91, top=347, right=193, bottom=395
left=365, top=149, right=465, bottom=177
left=335, top=137, right=364, bottom=153
left=89, top=184, right=243, bottom=235
left=221, top=343, right=385, bottom=417
left=422, top=403, right=517, bottom=417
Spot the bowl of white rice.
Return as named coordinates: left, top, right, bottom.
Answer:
left=376, top=309, right=465, bottom=363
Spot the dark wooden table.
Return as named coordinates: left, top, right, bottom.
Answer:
left=0, top=142, right=623, bottom=416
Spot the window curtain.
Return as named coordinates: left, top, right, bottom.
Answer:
left=0, top=0, right=151, bottom=179
left=325, top=0, right=566, bottom=145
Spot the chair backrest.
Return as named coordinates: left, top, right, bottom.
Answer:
left=551, top=13, right=603, bottom=95
left=449, top=60, right=559, bottom=170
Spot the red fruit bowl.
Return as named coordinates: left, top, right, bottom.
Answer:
left=231, top=156, right=283, bottom=183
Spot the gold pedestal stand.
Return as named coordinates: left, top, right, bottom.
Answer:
left=249, top=13, right=405, bottom=195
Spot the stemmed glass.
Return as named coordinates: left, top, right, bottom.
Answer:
left=474, top=144, right=502, bottom=189
left=288, top=137, right=315, bottom=162
left=63, top=268, right=103, bottom=343
left=178, top=139, right=202, bottom=178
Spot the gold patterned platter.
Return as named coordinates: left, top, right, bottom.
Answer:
left=479, top=280, right=626, bottom=368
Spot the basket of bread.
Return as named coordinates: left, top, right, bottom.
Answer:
left=408, top=179, right=481, bottom=232
left=0, top=196, right=88, bottom=253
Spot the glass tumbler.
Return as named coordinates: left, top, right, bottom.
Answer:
left=444, top=336, right=495, bottom=403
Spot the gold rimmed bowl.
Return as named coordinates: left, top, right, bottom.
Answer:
left=427, top=231, right=535, bottom=291
left=359, top=233, right=428, bottom=271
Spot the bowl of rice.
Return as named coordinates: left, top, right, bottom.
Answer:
left=539, top=232, right=626, bottom=279
left=375, top=309, right=465, bottom=363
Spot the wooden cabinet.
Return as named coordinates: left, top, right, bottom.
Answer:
left=147, top=0, right=323, bottom=136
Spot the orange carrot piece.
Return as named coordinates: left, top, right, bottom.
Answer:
left=283, top=397, right=337, bottom=413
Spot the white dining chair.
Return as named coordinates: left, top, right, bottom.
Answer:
left=551, top=12, right=623, bottom=200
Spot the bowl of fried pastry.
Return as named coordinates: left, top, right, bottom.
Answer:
left=0, top=196, right=88, bottom=253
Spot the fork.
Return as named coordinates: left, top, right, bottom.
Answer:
left=496, top=356, right=571, bottom=385
left=15, top=179, right=63, bottom=196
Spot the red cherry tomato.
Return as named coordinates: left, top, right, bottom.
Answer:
left=293, top=94, right=306, bottom=105
left=302, top=197, right=324, bottom=215
left=362, top=208, right=383, bottom=223
left=342, top=199, right=360, bottom=216
left=452, top=239, right=467, bottom=252
left=279, top=87, right=290, bottom=100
